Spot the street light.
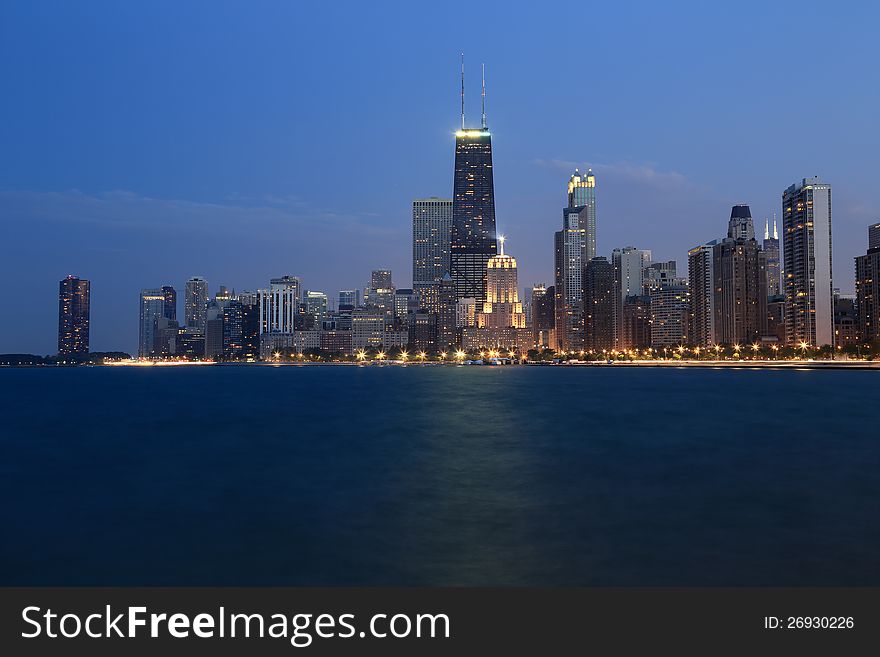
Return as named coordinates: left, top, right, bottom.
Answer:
left=455, top=350, right=466, bottom=361
left=377, top=351, right=386, bottom=361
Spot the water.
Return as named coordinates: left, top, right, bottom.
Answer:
left=1, top=365, right=877, bottom=586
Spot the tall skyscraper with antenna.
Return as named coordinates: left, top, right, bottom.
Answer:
left=763, top=216, right=781, bottom=297
left=450, top=56, right=497, bottom=305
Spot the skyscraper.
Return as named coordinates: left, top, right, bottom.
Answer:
left=184, top=277, right=208, bottom=330
left=532, top=284, right=555, bottom=349
left=58, top=275, right=90, bottom=355
left=583, top=257, right=614, bottom=352
left=412, top=198, right=453, bottom=293
left=855, top=223, right=880, bottom=345
left=713, top=214, right=768, bottom=345
left=782, top=177, right=834, bottom=347
left=338, top=290, right=359, bottom=309
left=259, top=276, right=301, bottom=335
left=763, top=218, right=781, bottom=297
left=554, top=191, right=594, bottom=351
left=649, top=282, right=690, bottom=348
left=612, top=247, right=652, bottom=347
left=139, top=289, right=165, bottom=358
left=476, top=238, right=526, bottom=329
left=687, top=241, right=719, bottom=348
left=462, top=238, right=530, bottom=353
left=450, top=60, right=497, bottom=304
left=161, top=285, right=177, bottom=321
left=870, top=223, right=880, bottom=251
left=567, top=168, right=597, bottom=261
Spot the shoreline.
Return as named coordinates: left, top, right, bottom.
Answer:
left=3, top=359, right=879, bottom=370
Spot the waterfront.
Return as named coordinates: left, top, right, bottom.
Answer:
left=1, top=366, right=877, bottom=586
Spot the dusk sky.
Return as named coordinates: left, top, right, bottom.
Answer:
left=2, top=0, right=879, bottom=354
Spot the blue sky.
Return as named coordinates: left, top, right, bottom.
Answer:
left=2, top=0, right=878, bottom=354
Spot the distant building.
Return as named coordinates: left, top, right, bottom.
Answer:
left=649, top=282, right=689, bottom=348
left=412, top=198, right=453, bottom=297
left=531, top=284, right=554, bottom=349
left=643, top=261, right=677, bottom=295
left=763, top=219, right=781, bottom=297
left=161, top=285, right=177, bottom=321
left=833, top=293, right=859, bottom=348
left=688, top=242, right=718, bottom=348
left=463, top=239, right=531, bottom=352
left=351, top=311, right=386, bottom=350
left=338, top=289, right=360, bottom=309
left=184, top=277, right=208, bottom=330
left=767, top=294, right=786, bottom=343
left=304, top=291, right=329, bottom=330
left=450, top=123, right=496, bottom=305
left=713, top=205, right=767, bottom=345
left=567, top=168, right=597, bottom=261
left=612, top=247, right=652, bottom=347
left=583, top=257, right=614, bottom=352
left=855, top=224, right=880, bottom=345
left=58, top=275, right=90, bottom=355
left=321, top=330, right=352, bottom=356
left=436, top=274, right=458, bottom=351
left=259, top=276, right=300, bottom=335
left=139, top=289, right=166, bottom=358
left=783, top=177, right=834, bottom=347
left=408, top=311, right=437, bottom=354
left=621, top=295, right=651, bottom=351
left=554, top=203, right=591, bottom=351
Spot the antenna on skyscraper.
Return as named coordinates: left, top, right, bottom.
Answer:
left=460, top=53, right=465, bottom=130
left=772, top=212, right=778, bottom=240
left=764, top=219, right=770, bottom=241
left=481, top=63, right=487, bottom=129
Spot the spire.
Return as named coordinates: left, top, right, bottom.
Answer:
left=460, top=53, right=465, bottom=130
left=764, top=219, right=770, bottom=241
left=499, top=234, right=505, bottom=256
left=772, top=212, right=778, bottom=240
left=481, top=63, right=487, bottom=129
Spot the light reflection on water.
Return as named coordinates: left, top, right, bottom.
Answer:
left=0, top=365, right=877, bottom=586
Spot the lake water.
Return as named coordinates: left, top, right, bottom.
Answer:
left=1, top=364, right=877, bottom=586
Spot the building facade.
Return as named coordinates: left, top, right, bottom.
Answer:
left=782, top=177, right=834, bottom=347
left=139, top=288, right=166, bottom=358
left=412, top=198, right=453, bottom=299
left=58, top=275, right=90, bottom=355
left=583, top=257, right=614, bottom=352
left=184, top=277, right=208, bottom=330
left=612, top=247, right=652, bottom=347
left=763, top=219, right=781, bottom=297
left=855, top=225, right=880, bottom=345
left=450, top=128, right=497, bottom=304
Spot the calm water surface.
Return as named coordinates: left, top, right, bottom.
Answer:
left=1, top=365, right=877, bottom=586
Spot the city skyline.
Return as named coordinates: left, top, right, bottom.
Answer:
left=2, top=2, right=880, bottom=354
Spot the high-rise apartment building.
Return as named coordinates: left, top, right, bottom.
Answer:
left=184, top=277, right=208, bottom=330
left=413, top=198, right=453, bottom=293
left=258, top=276, right=301, bottom=335
left=855, top=223, right=880, bottom=345
left=612, top=247, right=652, bottom=347
left=139, top=288, right=166, bottom=358
left=161, top=285, right=177, bottom=321
left=687, top=241, right=718, bottom=348
left=713, top=205, right=768, bottom=345
left=782, top=177, right=834, bottom=347
left=58, top=275, right=90, bottom=355
left=583, top=257, right=614, bottom=352
left=338, top=290, right=360, bottom=309
left=649, top=282, right=689, bottom=348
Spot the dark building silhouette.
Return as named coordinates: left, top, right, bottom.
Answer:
left=855, top=224, right=880, bottom=345
left=450, top=62, right=496, bottom=304
left=161, top=285, right=177, bottom=321
left=532, top=284, right=555, bottom=348
left=58, top=275, right=90, bottom=355
left=621, top=295, right=651, bottom=350
left=583, top=257, right=614, bottom=351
